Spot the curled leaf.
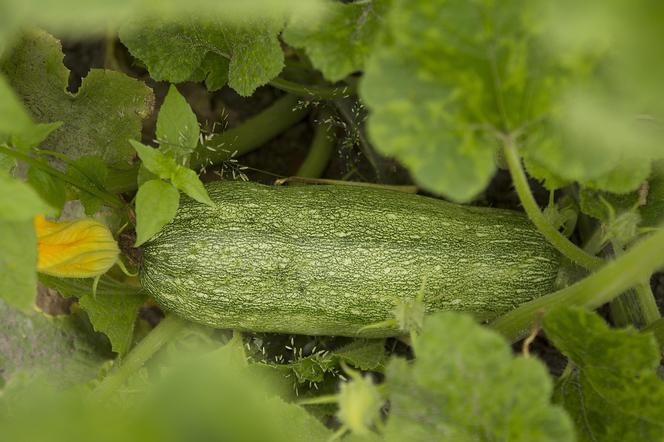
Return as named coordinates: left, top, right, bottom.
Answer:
left=34, top=215, right=119, bottom=278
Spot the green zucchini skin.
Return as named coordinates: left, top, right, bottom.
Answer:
left=140, top=181, right=560, bottom=337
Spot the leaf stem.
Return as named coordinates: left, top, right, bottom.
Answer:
left=502, top=136, right=604, bottom=270
left=93, top=314, right=188, bottom=400
left=490, top=227, right=664, bottom=342
left=0, top=144, right=125, bottom=208
left=296, top=108, right=335, bottom=178
left=269, top=77, right=354, bottom=100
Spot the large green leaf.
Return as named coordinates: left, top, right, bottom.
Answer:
left=384, top=312, right=573, bottom=441
left=544, top=307, right=664, bottom=441
left=1, top=30, right=153, bottom=168
left=120, top=17, right=284, bottom=96
left=524, top=0, right=664, bottom=193
left=0, top=298, right=108, bottom=385
left=39, top=276, right=146, bottom=355
left=283, top=0, right=390, bottom=82
left=156, top=85, right=200, bottom=160
left=361, top=0, right=554, bottom=202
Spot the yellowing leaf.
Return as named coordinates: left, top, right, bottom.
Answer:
left=34, top=215, right=119, bottom=278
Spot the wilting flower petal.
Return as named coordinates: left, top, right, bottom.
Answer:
left=34, top=215, right=119, bottom=278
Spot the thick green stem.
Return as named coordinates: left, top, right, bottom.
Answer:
left=106, top=94, right=310, bottom=193
left=296, top=109, right=335, bottom=178
left=269, top=77, right=354, bottom=100
left=0, top=144, right=125, bottom=208
left=502, top=137, right=604, bottom=271
left=490, top=227, right=664, bottom=342
left=93, top=315, right=188, bottom=400
left=643, top=316, right=664, bottom=351
left=610, top=282, right=660, bottom=328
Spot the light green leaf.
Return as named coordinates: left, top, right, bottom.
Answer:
left=525, top=1, right=664, bottom=193
left=26, top=166, right=67, bottom=215
left=130, top=140, right=214, bottom=206
left=1, top=29, right=153, bottom=167
left=135, top=180, right=180, bottom=246
left=0, top=221, right=37, bottom=311
left=120, top=17, right=284, bottom=96
left=543, top=307, right=664, bottom=441
left=170, top=167, right=214, bottom=207
left=283, top=0, right=389, bottom=82
left=78, top=292, right=146, bottom=355
left=361, top=0, right=552, bottom=202
left=384, top=312, right=574, bottom=442
left=0, top=172, right=53, bottom=221
left=0, top=298, right=109, bottom=385
left=10, top=121, right=62, bottom=151
left=0, top=74, right=32, bottom=139
left=156, top=85, right=200, bottom=159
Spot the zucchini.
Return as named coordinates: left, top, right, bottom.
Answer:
left=140, top=181, right=560, bottom=337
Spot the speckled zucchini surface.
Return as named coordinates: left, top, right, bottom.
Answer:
left=140, top=181, right=560, bottom=337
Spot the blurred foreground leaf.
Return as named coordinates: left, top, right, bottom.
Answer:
left=384, top=312, right=574, bottom=441
left=0, top=298, right=108, bottom=385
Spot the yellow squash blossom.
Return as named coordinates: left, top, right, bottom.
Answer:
left=34, top=215, right=119, bottom=278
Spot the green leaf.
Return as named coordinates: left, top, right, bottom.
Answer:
left=135, top=180, right=180, bottom=246
left=130, top=140, right=214, bottom=207
left=0, top=298, right=108, bottom=385
left=384, top=312, right=573, bottom=442
left=0, top=221, right=37, bottom=311
left=1, top=29, right=153, bottom=167
left=38, top=275, right=146, bottom=355
left=26, top=166, right=67, bottom=215
left=543, top=307, right=664, bottom=441
left=78, top=292, right=146, bottom=355
left=156, top=85, right=200, bottom=159
left=579, top=188, right=638, bottom=224
left=120, top=17, right=284, bottom=96
left=361, top=0, right=551, bottom=202
left=10, top=121, right=62, bottom=151
left=0, top=74, right=32, bottom=140
left=332, top=339, right=386, bottom=371
left=66, top=156, right=109, bottom=215
left=283, top=0, right=389, bottom=82
left=197, top=53, right=230, bottom=91
left=0, top=171, right=53, bottom=221
left=524, top=1, right=664, bottom=193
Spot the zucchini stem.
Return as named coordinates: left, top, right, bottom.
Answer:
left=490, top=226, right=664, bottom=342
left=501, top=136, right=605, bottom=271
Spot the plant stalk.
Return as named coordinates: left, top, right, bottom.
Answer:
left=490, top=226, right=664, bottom=342
left=296, top=109, right=335, bottom=178
left=502, top=137, right=605, bottom=271
left=93, top=315, right=188, bottom=400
